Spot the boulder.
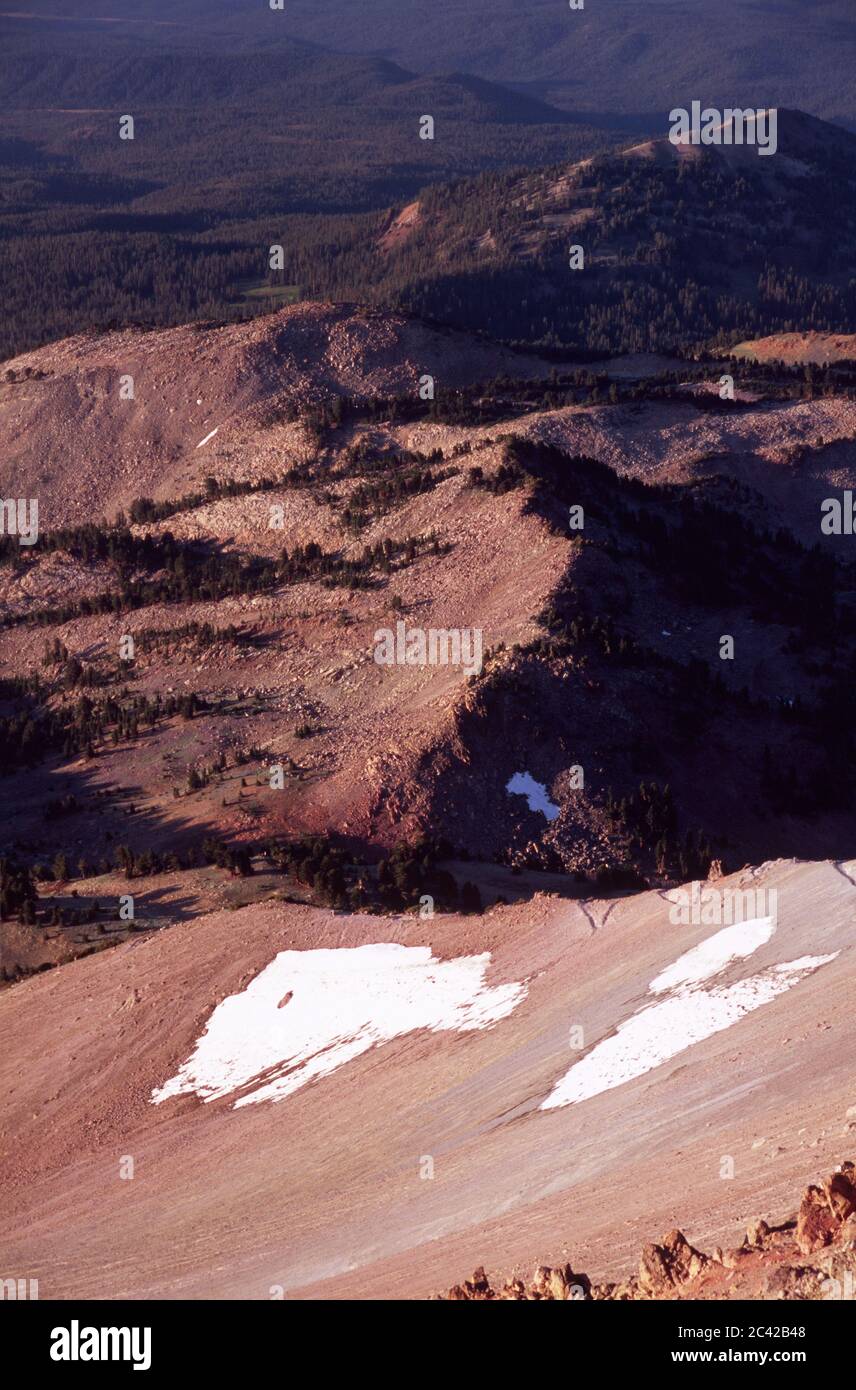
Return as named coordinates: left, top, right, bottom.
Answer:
left=638, top=1229, right=707, bottom=1295
left=745, top=1218, right=770, bottom=1249
left=796, top=1167, right=856, bottom=1254
left=796, top=1184, right=833, bottom=1254
left=530, top=1262, right=580, bottom=1300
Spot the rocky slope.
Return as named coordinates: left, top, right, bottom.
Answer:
left=2, top=302, right=856, bottom=944
left=441, top=1162, right=856, bottom=1300
left=0, top=302, right=551, bottom=526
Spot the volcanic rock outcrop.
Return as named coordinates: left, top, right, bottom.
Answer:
left=439, top=1163, right=856, bottom=1300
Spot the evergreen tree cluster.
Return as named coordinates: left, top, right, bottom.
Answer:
left=0, top=858, right=37, bottom=923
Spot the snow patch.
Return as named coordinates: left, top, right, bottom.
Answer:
left=650, top=915, right=775, bottom=994
left=506, top=771, right=560, bottom=822
left=542, top=915, right=838, bottom=1109
left=152, top=944, right=526, bottom=1109
left=542, top=955, right=837, bottom=1109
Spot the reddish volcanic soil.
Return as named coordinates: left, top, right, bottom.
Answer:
left=1, top=857, right=854, bottom=1300
left=2, top=304, right=856, bottom=1301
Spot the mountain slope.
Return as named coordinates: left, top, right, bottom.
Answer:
left=276, top=0, right=856, bottom=128
left=2, top=303, right=856, bottom=909
left=1, top=857, right=854, bottom=1298
left=0, top=302, right=552, bottom=521
left=312, top=109, right=856, bottom=355
left=0, top=24, right=582, bottom=122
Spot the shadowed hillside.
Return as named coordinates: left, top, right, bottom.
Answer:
left=298, top=111, right=856, bottom=355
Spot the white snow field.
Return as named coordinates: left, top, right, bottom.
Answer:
left=649, top=914, right=776, bottom=993
left=152, top=943, right=527, bottom=1108
left=4, top=859, right=854, bottom=1300
left=542, top=915, right=838, bottom=1109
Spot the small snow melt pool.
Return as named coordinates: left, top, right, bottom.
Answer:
left=506, top=771, right=560, bottom=822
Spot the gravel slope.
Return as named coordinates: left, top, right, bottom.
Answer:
left=1, top=857, right=854, bottom=1300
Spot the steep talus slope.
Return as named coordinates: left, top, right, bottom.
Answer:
left=1, top=858, right=854, bottom=1299
left=0, top=431, right=569, bottom=874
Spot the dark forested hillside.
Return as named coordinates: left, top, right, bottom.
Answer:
left=291, top=111, right=856, bottom=356
left=3, top=10, right=856, bottom=361
left=0, top=19, right=624, bottom=360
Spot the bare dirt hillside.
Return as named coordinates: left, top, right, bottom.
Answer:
left=731, top=333, right=856, bottom=366
left=0, top=302, right=552, bottom=527
left=1, top=857, right=854, bottom=1299
left=2, top=304, right=856, bottom=961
